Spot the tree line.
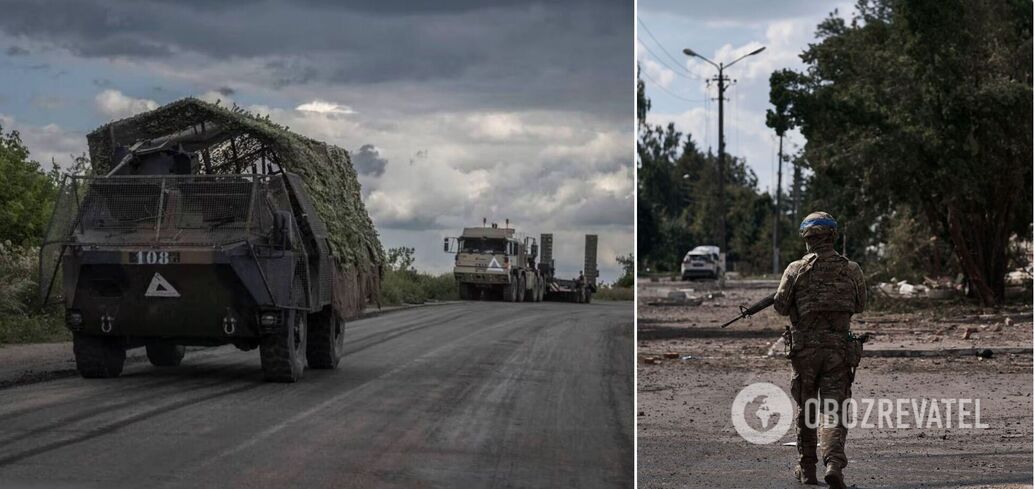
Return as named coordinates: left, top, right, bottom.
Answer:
left=639, top=0, right=1032, bottom=305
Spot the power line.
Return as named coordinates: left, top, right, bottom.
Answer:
left=640, top=69, right=709, bottom=104
left=637, top=18, right=702, bottom=79
left=637, top=38, right=697, bottom=80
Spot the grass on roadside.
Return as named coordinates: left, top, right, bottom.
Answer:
left=594, top=285, right=634, bottom=301
left=0, top=310, right=68, bottom=345
left=0, top=241, right=70, bottom=345
left=381, top=269, right=458, bottom=306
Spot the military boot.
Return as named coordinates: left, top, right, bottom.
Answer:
left=824, top=463, right=846, bottom=489
left=794, top=463, right=818, bottom=484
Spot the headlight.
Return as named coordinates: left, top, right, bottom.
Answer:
left=66, top=310, right=83, bottom=327
left=260, top=312, right=279, bottom=327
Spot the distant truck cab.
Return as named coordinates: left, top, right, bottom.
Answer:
left=681, top=245, right=725, bottom=280
left=444, top=224, right=598, bottom=304
left=444, top=221, right=544, bottom=302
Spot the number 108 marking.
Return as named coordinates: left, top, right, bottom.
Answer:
left=135, top=251, right=170, bottom=265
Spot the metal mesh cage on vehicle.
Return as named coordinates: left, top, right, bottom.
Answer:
left=37, top=174, right=316, bottom=308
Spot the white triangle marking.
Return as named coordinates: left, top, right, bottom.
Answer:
left=145, top=272, right=181, bottom=298
left=486, top=257, right=504, bottom=272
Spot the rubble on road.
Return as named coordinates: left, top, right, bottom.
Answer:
left=877, top=276, right=959, bottom=300
left=647, top=290, right=704, bottom=307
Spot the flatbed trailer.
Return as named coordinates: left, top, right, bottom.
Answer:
left=540, top=234, right=597, bottom=303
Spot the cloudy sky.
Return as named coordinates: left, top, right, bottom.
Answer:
left=0, top=0, right=633, bottom=282
left=637, top=0, right=854, bottom=194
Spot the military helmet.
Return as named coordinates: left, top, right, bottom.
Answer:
left=799, top=211, right=838, bottom=238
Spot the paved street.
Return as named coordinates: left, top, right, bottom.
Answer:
left=0, top=301, right=633, bottom=489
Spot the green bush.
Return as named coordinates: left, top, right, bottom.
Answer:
left=594, top=285, right=634, bottom=301
left=381, top=270, right=458, bottom=305
left=0, top=242, right=67, bottom=344
left=0, top=313, right=67, bottom=344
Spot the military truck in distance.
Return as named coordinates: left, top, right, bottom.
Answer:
left=39, top=99, right=383, bottom=383
left=444, top=221, right=544, bottom=302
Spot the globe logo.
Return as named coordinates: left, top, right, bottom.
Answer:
left=731, top=382, right=793, bottom=444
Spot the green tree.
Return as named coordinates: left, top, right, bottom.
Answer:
left=386, top=246, right=416, bottom=273
left=615, top=253, right=634, bottom=287
left=0, top=126, right=59, bottom=246
left=774, top=0, right=1032, bottom=304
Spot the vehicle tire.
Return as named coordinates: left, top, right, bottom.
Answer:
left=260, top=309, right=307, bottom=382
left=538, top=284, right=545, bottom=302
left=524, top=279, right=536, bottom=302
left=516, top=276, right=526, bottom=302
left=501, top=280, right=515, bottom=302
left=307, top=307, right=344, bottom=369
left=458, top=283, right=469, bottom=300
left=73, top=333, right=126, bottom=378
left=145, top=342, right=185, bottom=367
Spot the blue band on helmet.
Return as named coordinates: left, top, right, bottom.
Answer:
left=800, top=217, right=838, bottom=231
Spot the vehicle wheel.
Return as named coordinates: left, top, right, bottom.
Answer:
left=516, top=276, right=526, bottom=302
left=145, top=341, right=185, bottom=367
left=260, top=309, right=307, bottom=382
left=457, top=283, right=469, bottom=300
left=73, top=333, right=126, bottom=378
left=307, top=307, right=344, bottom=369
left=501, top=281, right=515, bottom=302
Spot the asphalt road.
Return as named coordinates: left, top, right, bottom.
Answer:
left=0, top=301, right=634, bottom=489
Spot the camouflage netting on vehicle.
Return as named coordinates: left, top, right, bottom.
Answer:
left=85, top=98, right=384, bottom=315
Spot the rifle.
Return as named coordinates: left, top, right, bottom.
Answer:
left=720, top=293, right=776, bottom=328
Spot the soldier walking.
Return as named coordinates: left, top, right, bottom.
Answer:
left=773, top=212, right=866, bottom=488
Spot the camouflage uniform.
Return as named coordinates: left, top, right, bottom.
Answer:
left=774, top=212, right=865, bottom=485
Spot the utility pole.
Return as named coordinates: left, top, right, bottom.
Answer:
left=714, top=65, right=728, bottom=252
left=684, top=46, right=765, bottom=255
left=791, top=159, right=801, bottom=223
left=772, top=135, right=782, bottom=274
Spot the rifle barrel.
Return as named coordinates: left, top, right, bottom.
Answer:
left=720, top=315, right=743, bottom=328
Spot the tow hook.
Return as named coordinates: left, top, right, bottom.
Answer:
left=222, top=314, right=238, bottom=335
left=100, top=313, right=114, bottom=334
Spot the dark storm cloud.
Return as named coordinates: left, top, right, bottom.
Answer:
left=0, top=0, right=631, bottom=115
left=353, top=144, right=388, bottom=177
left=5, top=45, right=29, bottom=56
left=216, top=86, right=235, bottom=96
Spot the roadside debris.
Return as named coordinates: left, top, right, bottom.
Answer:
left=877, top=276, right=959, bottom=300
left=647, top=290, right=704, bottom=307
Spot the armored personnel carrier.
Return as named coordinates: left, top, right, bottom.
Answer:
left=39, top=99, right=383, bottom=382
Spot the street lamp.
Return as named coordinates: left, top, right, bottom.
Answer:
left=683, top=45, right=765, bottom=256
